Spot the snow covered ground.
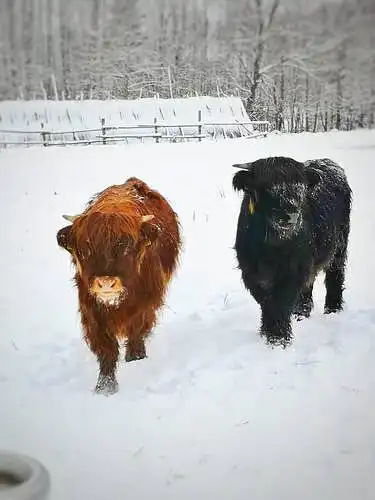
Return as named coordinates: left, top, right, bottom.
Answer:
left=1, top=129, right=375, bottom=500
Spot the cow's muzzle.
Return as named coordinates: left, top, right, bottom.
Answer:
left=269, top=213, right=302, bottom=238
left=90, top=276, right=126, bottom=307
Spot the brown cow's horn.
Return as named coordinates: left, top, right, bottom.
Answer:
left=62, top=214, right=80, bottom=223
left=141, top=214, right=155, bottom=223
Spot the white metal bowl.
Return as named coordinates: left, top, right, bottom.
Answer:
left=0, top=451, right=50, bottom=500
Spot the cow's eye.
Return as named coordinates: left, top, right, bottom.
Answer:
left=272, top=207, right=283, bottom=215
left=78, top=248, right=91, bottom=260
left=117, top=240, right=131, bottom=255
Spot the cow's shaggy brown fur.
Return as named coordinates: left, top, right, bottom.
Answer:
left=57, top=177, right=181, bottom=395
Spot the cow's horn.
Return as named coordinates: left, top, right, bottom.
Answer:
left=141, top=214, right=155, bottom=223
left=232, top=162, right=252, bottom=170
left=62, top=214, right=80, bottom=223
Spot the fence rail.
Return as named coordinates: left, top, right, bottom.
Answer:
left=0, top=112, right=270, bottom=148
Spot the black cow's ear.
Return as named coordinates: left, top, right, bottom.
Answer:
left=57, top=226, right=73, bottom=253
left=233, top=170, right=253, bottom=192
left=305, top=168, right=322, bottom=188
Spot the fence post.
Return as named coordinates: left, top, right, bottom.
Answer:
left=198, top=110, right=202, bottom=142
left=101, top=117, right=106, bottom=145
left=40, top=123, right=48, bottom=147
left=154, top=117, right=159, bottom=144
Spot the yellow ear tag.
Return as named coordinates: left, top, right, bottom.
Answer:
left=248, top=197, right=255, bottom=215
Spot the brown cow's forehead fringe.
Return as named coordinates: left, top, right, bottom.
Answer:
left=73, top=210, right=141, bottom=250
left=85, top=180, right=159, bottom=210
left=73, top=182, right=154, bottom=250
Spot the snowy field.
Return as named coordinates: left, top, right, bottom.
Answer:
left=1, top=129, right=375, bottom=500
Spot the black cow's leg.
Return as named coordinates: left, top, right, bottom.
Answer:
left=324, top=264, right=345, bottom=314
left=324, top=233, right=348, bottom=314
left=260, top=303, right=292, bottom=346
left=260, top=280, right=305, bottom=346
left=293, top=284, right=314, bottom=321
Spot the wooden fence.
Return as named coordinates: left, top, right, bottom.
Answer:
left=0, top=112, right=270, bottom=148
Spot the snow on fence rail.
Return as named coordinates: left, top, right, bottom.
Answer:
left=0, top=114, right=270, bottom=148
left=0, top=97, right=269, bottom=148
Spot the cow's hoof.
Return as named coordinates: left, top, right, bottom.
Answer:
left=324, top=300, right=344, bottom=314
left=292, top=304, right=312, bottom=321
left=94, top=375, right=119, bottom=396
left=125, top=342, right=147, bottom=362
left=261, top=330, right=293, bottom=349
left=324, top=307, right=341, bottom=315
left=294, top=313, right=310, bottom=322
left=267, top=337, right=291, bottom=349
left=125, top=350, right=147, bottom=362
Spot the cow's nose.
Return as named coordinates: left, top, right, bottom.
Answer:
left=97, top=277, right=116, bottom=289
left=93, top=276, right=123, bottom=293
left=287, top=212, right=299, bottom=224
left=90, top=276, right=125, bottom=305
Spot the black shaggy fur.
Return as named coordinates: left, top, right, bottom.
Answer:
left=232, top=156, right=352, bottom=346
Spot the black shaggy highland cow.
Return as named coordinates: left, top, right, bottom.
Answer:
left=232, top=156, right=352, bottom=346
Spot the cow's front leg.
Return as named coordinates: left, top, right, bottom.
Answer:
left=125, top=311, right=156, bottom=362
left=125, top=337, right=146, bottom=362
left=292, top=284, right=314, bottom=321
left=260, top=280, right=303, bottom=346
left=83, top=317, right=119, bottom=395
left=95, top=341, right=119, bottom=396
left=260, top=302, right=292, bottom=347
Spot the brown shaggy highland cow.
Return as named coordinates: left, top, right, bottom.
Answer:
left=57, top=177, right=181, bottom=395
